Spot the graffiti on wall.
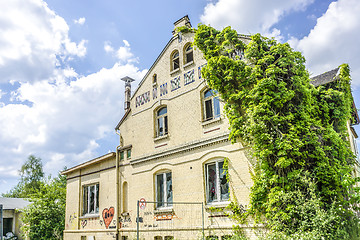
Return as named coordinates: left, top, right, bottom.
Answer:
left=102, top=207, right=115, bottom=229
left=154, top=212, right=179, bottom=221
left=66, top=212, right=77, bottom=230
left=81, top=219, right=87, bottom=228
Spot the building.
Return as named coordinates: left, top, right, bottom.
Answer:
left=0, top=197, right=31, bottom=240
left=62, top=16, right=359, bottom=240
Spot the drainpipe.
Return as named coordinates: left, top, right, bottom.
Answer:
left=115, top=130, right=122, bottom=240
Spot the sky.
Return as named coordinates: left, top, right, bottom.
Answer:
left=1, top=0, right=360, bottom=194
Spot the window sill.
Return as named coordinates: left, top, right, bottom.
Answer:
left=202, top=117, right=222, bottom=127
left=154, top=134, right=169, bottom=142
left=79, top=214, right=100, bottom=219
left=205, top=201, right=230, bottom=210
left=183, top=61, right=194, bottom=69
left=154, top=207, right=174, bottom=214
left=170, top=68, right=180, bottom=75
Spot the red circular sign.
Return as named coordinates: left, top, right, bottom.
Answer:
left=139, top=198, right=146, bottom=210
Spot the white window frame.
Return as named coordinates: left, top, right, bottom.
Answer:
left=83, top=183, right=99, bottom=216
left=203, top=89, right=220, bottom=122
left=155, top=172, right=173, bottom=208
left=205, top=160, right=230, bottom=204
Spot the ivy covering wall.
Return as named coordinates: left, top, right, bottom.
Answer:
left=192, top=24, right=360, bottom=239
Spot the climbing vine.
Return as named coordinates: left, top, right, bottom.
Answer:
left=194, top=24, right=360, bottom=239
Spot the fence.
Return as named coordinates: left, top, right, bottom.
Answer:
left=136, top=200, right=205, bottom=240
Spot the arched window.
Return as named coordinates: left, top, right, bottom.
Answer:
left=122, top=182, right=128, bottom=213
left=153, top=74, right=157, bottom=85
left=203, top=89, right=220, bottom=121
left=171, top=51, right=180, bottom=71
left=184, top=43, right=193, bottom=64
left=156, top=107, right=168, bottom=137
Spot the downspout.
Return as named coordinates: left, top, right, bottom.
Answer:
left=115, top=130, right=122, bottom=240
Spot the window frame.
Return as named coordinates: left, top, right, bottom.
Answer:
left=205, top=159, right=230, bottom=204
left=171, top=50, right=180, bottom=72
left=184, top=43, right=194, bottom=65
left=155, top=171, right=173, bottom=209
left=155, top=106, right=168, bottom=138
left=203, top=89, right=220, bottom=122
left=82, top=183, right=100, bottom=216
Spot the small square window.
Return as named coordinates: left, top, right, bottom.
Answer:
left=120, top=151, right=124, bottom=161
left=127, top=149, right=131, bottom=159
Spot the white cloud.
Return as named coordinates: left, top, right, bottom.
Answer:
left=0, top=0, right=87, bottom=83
left=74, top=17, right=86, bottom=25
left=289, top=0, right=360, bottom=85
left=200, top=0, right=314, bottom=36
left=0, top=61, right=146, bottom=181
left=104, top=41, right=115, bottom=53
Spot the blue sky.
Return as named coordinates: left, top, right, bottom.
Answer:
left=1, top=0, right=360, bottom=194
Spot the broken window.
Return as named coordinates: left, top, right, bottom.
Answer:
left=205, top=160, right=229, bottom=203
left=156, top=172, right=173, bottom=208
left=83, top=183, right=99, bottom=215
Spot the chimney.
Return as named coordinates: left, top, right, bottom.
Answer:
left=121, top=76, right=135, bottom=111
left=172, top=15, right=192, bottom=36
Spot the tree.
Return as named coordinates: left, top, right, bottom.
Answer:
left=3, top=155, right=44, bottom=198
left=21, top=172, right=66, bottom=240
left=193, top=24, right=360, bottom=239
left=2, top=155, right=66, bottom=239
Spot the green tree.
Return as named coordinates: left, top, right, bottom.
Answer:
left=21, top=172, right=66, bottom=240
left=193, top=24, right=360, bottom=239
left=3, top=155, right=44, bottom=198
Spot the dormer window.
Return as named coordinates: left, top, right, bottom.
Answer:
left=184, top=44, right=193, bottom=65
left=171, top=51, right=180, bottom=71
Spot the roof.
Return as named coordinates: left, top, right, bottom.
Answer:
left=310, top=67, right=359, bottom=125
left=61, top=152, right=116, bottom=175
left=0, top=197, right=31, bottom=210
left=310, top=67, right=340, bottom=87
left=115, top=108, right=131, bottom=130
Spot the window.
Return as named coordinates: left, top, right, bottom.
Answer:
left=156, top=107, right=168, bottom=137
left=154, top=237, right=162, bottom=240
left=184, top=44, right=193, bottom=64
left=153, top=74, right=157, bottom=85
left=83, top=183, right=99, bottom=215
left=205, top=160, right=229, bottom=203
left=3, top=218, right=13, bottom=235
left=127, top=149, right=131, bottom=159
left=120, top=151, right=124, bottom=161
left=203, top=89, right=220, bottom=121
left=122, top=182, right=128, bottom=213
left=165, top=237, right=174, bottom=240
left=171, top=51, right=180, bottom=71
left=156, top=172, right=172, bottom=208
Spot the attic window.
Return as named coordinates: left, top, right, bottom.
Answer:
left=153, top=74, right=157, bottom=85
left=171, top=51, right=180, bottom=71
left=184, top=44, right=193, bottom=65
